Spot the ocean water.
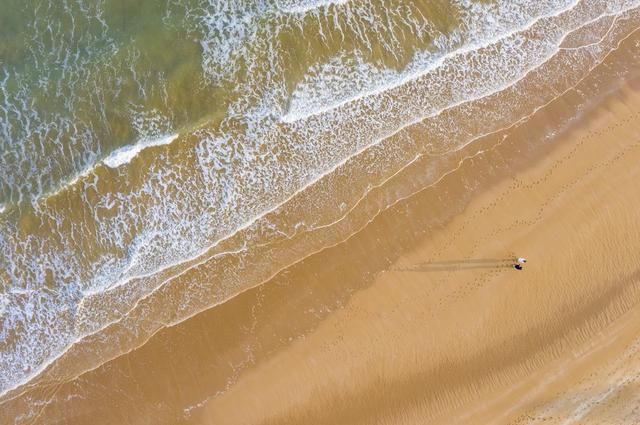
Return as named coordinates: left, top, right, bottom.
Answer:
left=1, top=0, right=640, bottom=417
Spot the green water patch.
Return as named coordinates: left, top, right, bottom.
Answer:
left=271, top=0, right=463, bottom=104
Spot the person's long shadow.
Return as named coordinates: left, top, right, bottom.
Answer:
left=395, top=258, right=516, bottom=272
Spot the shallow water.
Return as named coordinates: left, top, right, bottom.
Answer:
left=1, top=0, right=640, bottom=420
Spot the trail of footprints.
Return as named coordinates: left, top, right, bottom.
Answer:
left=275, top=109, right=640, bottom=421
left=441, top=108, right=640, bottom=272
left=454, top=109, right=640, bottom=424
left=417, top=109, right=640, bottom=419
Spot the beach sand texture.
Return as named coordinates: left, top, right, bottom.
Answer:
left=2, top=1, right=640, bottom=424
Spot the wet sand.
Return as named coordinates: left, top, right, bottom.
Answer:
left=4, top=26, right=640, bottom=425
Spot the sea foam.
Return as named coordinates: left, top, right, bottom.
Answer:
left=277, top=0, right=350, bottom=15
left=103, top=134, right=179, bottom=169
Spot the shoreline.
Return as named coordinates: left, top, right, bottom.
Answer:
left=3, top=21, right=640, bottom=425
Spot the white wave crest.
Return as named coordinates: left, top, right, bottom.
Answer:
left=277, top=0, right=350, bottom=15
left=103, top=134, right=179, bottom=169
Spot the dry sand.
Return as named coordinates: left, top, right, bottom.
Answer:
left=4, top=28, right=640, bottom=425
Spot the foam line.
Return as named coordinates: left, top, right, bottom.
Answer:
left=102, top=134, right=179, bottom=169
left=281, top=0, right=582, bottom=123
left=278, top=0, right=350, bottom=15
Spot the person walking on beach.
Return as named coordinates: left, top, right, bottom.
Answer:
left=514, top=257, right=527, bottom=270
